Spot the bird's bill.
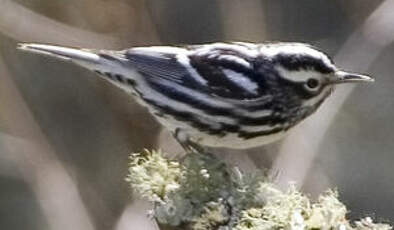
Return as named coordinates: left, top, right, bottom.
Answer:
left=331, top=70, right=374, bottom=84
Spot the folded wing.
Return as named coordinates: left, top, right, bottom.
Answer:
left=124, top=43, right=267, bottom=102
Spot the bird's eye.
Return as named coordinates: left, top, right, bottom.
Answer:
left=306, top=78, right=320, bottom=89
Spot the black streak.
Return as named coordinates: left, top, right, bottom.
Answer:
left=115, top=74, right=124, bottom=82
left=238, top=127, right=284, bottom=139
left=189, top=54, right=264, bottom=99
left=104, top=72, right=113, bottom=79
left=272, top=54, right=335, bottom=74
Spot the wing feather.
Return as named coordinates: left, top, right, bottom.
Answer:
left=124, top=45, right=267, bottom=101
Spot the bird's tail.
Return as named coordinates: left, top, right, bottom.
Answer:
left=17, top=43, right=101, bottom=65
left=17, top=43, right=137, bottom=94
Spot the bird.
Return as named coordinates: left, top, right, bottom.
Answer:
left=18, top=42, right=373, bottom=152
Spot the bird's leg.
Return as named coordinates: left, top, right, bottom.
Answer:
left=173, top=128, right=206, bottom=154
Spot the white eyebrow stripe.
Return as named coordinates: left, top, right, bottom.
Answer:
left=276, top=67, right=317, bottom=83
left=222, top=69, right=259, bottom=94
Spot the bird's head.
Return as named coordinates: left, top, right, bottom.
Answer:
left=260, top=43, right=373, bottom=124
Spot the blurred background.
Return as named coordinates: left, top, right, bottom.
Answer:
left=0, top=0, right=393, bottom=229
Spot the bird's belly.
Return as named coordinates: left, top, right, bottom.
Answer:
left=190, top=130, right=287, bottom=149
left=154, top=114, right=287, bottom=149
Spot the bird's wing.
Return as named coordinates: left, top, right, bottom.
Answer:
left=123, top=47, right=188, bottom=85
left=124, top=43, right=268, bottom=101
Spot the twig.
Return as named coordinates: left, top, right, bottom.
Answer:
left=0, top=0, right=116, bottom=48
left=0, top=56, right=95, bottom=230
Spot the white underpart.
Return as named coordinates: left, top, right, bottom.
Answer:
left=260, top=43, right=336, bottom=70
left=154, top=113, right=288, bottom=149
left=192, top=130, right=288, bottom=149
left=237, top=109, right=272, bottom=119
left=241, top=124, right=284, bottom=132
left=222, top=69, right=258, bottom=94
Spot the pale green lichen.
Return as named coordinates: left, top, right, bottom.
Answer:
left=235, top=183, right=391, bottom=230
left=126, top=149, right=183, bottom=203
left=355, top=217, right=392, bottom=230
left=234, top=183, right=311, bottom=230
left=154, top=152, right=231, bottom=226
left=192, top=199, right=229, bottom=230
left=235, top=208, right=269, bottom=230
left=258, top=183, right=311, bottom=229
left=306, top=190, right=348, bottom=230
left=126, top=149, right=392, bottom=230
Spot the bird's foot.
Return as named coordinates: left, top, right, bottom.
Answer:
left=173, top=128, right=207, bottom=155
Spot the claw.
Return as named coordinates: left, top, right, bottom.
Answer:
left=173, top=128, right=206, bottom=154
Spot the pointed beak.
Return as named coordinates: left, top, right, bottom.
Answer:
left=330, top=70, right=374, bottom=84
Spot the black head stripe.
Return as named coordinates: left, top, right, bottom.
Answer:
left=272, top=54, right=335, bottom=74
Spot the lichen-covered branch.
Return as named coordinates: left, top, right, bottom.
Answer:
left=126, top=149, right=392, bottom=230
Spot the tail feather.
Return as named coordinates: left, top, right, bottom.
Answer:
left=18, top=43, right=137, bottom=95
left=17, top=43, right=100, bottom=63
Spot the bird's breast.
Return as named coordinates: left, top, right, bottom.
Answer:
left=189, top=127, right=289, bottom=149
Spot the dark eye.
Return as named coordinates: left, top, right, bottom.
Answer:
left=306, top=78, right=320, bottom=89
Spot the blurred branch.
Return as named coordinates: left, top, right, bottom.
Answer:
left=115, top=201, right=158, bottom=230
left=0, top=56, right=95, bottom=230
left=0, top=132, right=32, bottom=179
left=272, top=0, right=394, bottom=190
left=0, top=0, right=117, bottom=48
left=217, top=0, right=266, bottom=41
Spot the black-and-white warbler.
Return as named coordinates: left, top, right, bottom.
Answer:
left=18, top=42, right=373, bottom=151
